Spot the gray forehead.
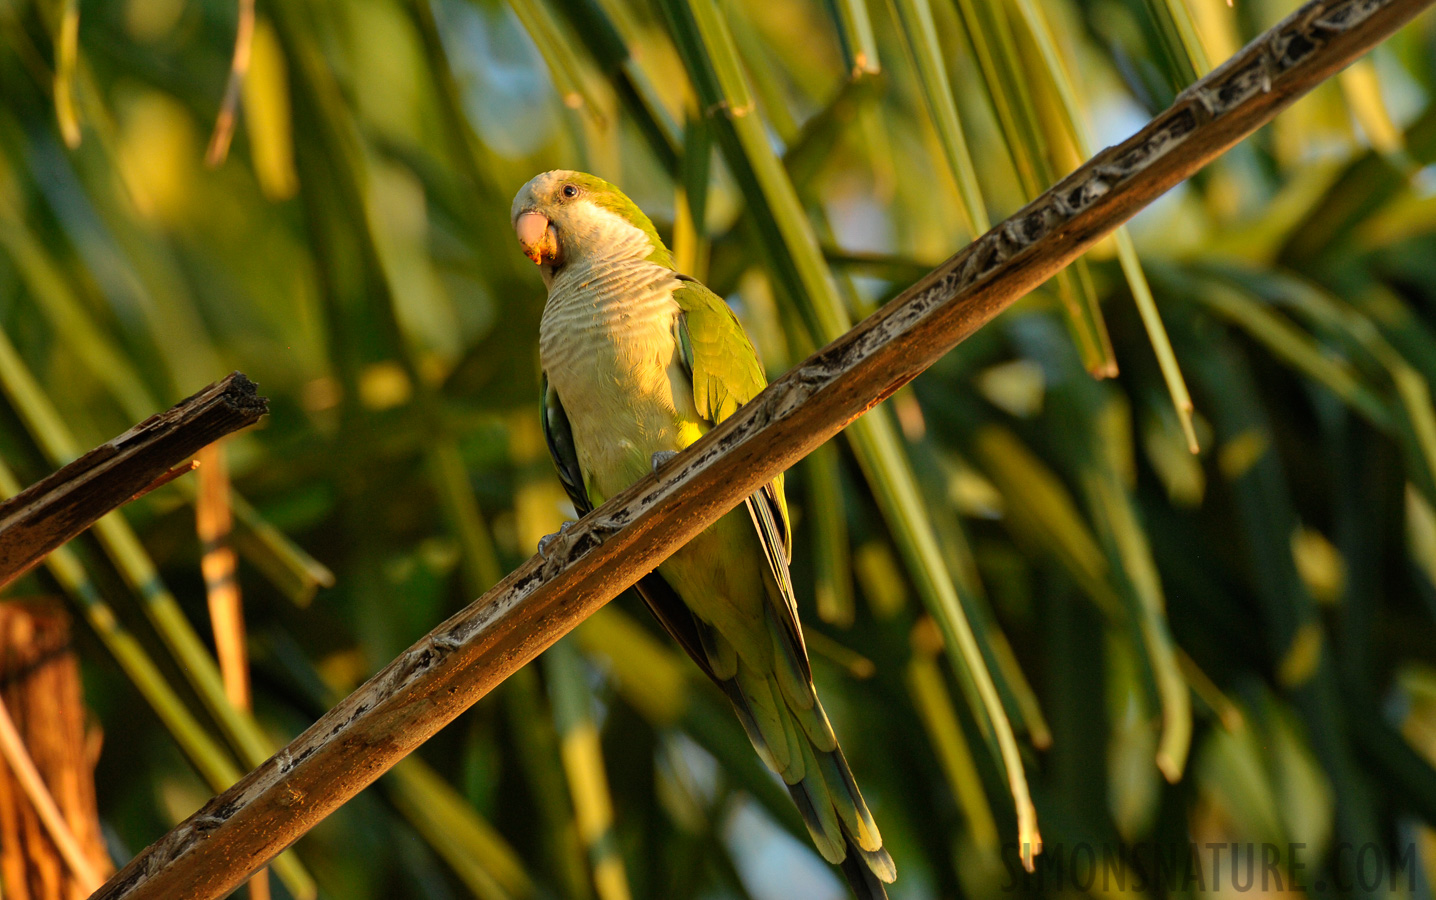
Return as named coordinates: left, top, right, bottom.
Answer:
left=510, top=178, right=539, bottom=222
left=510, top=171, right=571, bottom=222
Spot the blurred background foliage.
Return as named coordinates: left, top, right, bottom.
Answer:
left=1, top=0, right=1435, bottom=895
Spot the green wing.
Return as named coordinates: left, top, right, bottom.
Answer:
left=541, top=373, right=591, bottom=516
left=672, top=276, right=806, bottom=677
left=672, top=275, right=790, bottom=538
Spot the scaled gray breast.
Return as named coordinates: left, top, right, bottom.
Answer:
left=539, top=259, right=681, bottom=379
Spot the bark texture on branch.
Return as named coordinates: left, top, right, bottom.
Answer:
left=91, top=1, right=1436, bottom=897
left=0, top=602, right=110, bottom=899
left=0, top=372, right=268, bottom=591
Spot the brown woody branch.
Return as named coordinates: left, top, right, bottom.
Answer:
left=0, top=373, right=268, bottom=591
left=91, top=1, right=1435, bottom=897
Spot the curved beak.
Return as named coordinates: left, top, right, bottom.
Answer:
left=516, top=211, right=559, bottom=266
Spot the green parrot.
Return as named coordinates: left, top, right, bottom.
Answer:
left=512, top=170, right=895, bottom=898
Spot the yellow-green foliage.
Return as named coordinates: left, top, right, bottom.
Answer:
left=0, top=0, right=1434, bottom=896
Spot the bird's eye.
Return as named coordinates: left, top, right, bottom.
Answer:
left=561, top=184, right=579, bottom=199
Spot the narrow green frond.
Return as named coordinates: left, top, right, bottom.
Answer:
left=827, top=0, right=882, bottom=77
left=886, top=0, right=988, bottom=234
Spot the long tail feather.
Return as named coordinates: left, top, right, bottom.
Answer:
left=724, top=671, right=894, bottom=896
left=636, top=569, right=895, bottom=897
left=839, top=836, right=892, bottom=900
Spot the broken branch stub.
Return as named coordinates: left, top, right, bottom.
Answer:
left=0, top=372, right=269, bottom=590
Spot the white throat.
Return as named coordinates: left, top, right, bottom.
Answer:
left=575, top=203, right=655, bottom=263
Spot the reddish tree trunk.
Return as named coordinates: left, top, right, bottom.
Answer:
left=0, top=601, right=110, bottom=899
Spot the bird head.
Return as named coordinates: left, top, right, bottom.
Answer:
left=511, top=171, right=673, bottom=280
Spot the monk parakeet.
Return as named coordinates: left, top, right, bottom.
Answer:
left=513, top=170, right=895, bottom=898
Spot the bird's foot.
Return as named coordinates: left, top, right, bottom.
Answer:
left=651, top=450, right=678, bottom=473
left=537, top=521, right=576, bottom=560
